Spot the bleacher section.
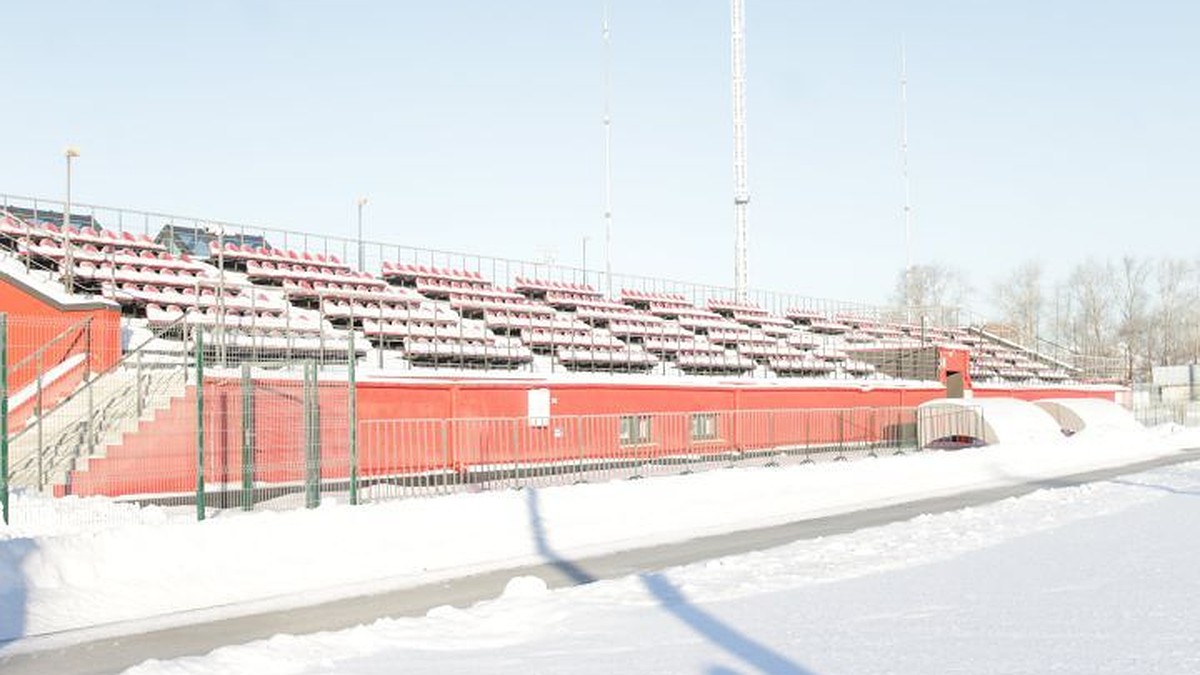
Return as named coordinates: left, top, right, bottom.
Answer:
left=0, top=208, right=1083, bottom=382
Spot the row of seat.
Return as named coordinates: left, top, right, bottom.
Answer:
left=24, top=238, right=203, bottom=272
left=514, top=277, right=602, bottom=297
left=382, top=262, right=487, bottom=286
left=208, top=240, right=350, bottom=272
left=74, top=262, right=225, bottom=290
left=0, top=207, right=1076, bottom=381
left=0, top=212, right=162, bottom=251
left=245, top=260, right=385, bottom=287
left=145, top=303, right=329, bottom=336
left=103, top=283, right=285, bottom=314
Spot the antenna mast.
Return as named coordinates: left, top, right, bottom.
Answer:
left=731, top=0, right=750, bottom=301
left=602, top=3, right=614, bottom=296
left=900, top=39, right=913, bottom=304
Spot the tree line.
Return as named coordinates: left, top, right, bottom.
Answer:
left=894, top=257, right=1200, bottom=381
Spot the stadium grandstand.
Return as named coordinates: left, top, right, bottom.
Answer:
left=0, top=194, right=1125, bottom=511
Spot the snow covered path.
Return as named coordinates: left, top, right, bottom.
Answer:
left=127, top=456, right=1200, bottom=675
left=1, top=425, right=1199, bottom=673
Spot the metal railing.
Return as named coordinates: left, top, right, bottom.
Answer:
left=4, top=192, right=1124, bottom=387
left=3, top=314, right=190, bottom=495
left=1, top=191, right=973, bottom=328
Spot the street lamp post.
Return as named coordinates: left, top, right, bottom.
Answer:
left=582, top=235, right=590, bottom=287
left=356, top=197, right=368, bottom=272
left=63, top=146, right=80, bottom=291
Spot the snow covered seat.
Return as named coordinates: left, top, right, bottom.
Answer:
left=675, top=351, right=756, bottom=375
left=736, top=341, right=809, bottom=361
left=707, top=328, right=776, bottom=347
left=641, top=338, right=722, bottom=356
left=556, top=346, right=658, bottom=372
left=605, top=318, right=691, bottom=339
left=521, top=327, right=624, bottom=353
left=404, top=338, right=533, bottom=368
left=768, top=355, right=835, bottom=377
left=449, top=294, right=557, bottom=318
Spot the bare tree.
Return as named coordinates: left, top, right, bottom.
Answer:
left=1065, top=258, right=1116, bottom=358
left=893, top=263, right=971, bottom=324
left=1152, top=258, right=1200, bottom=365
left=992, top=260, right=1043, bottom=345
left=1113, top=256, right=1151, bottom=379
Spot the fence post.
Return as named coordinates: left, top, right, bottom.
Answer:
left=195, top=328, right=206, bottom=521
left=136, top=348, right=144, bottom=419
left=241, top=362, right=255, bottom=511
left=86, top=319, right=94, bottom=456
left=305, top=361, right=321, bottom=509
left=1, top=313, right=9, bottom=525
left=440, top=419, right=449, bottom=494
left=348, top=333, right=359, bottom=506
left=36, top=351, right=43, bottom=490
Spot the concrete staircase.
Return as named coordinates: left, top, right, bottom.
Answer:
left=6, top=359, right=187, bottom=493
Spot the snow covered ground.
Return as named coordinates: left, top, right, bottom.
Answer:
left=2, top=423, right=1199, bottom=673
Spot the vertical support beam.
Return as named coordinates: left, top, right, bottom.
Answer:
left=305, top=361, right=321, bottom=509
left=195, top=328, right=206, bottom=521
left=0, top=313, right=9, bottom=525
left=348, top=333, right=359, bottom=506
left=241, top=362, right=255, bottom=511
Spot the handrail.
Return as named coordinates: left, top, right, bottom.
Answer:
left=5, top=313, right=189, bottom=445
left=968, top=325, right=1083, bottom=373
left=1, top=191, right=976, bottom=329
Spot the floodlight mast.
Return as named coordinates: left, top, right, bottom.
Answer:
left=901, top=39, right=913, bottom=306
left=602, top=3, right=614, bottom=297
left=731, top=0, right=750, bottom=302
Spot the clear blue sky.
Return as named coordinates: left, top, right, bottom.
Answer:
left=2, top=1, right=1197, bottom=309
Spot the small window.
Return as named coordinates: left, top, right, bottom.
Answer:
left=690, top=412, right=718, bottom=441
left=619, top=414, right=652, bottom=446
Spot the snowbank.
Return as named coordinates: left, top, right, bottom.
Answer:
left=1, top=424, right=1198, bottom=653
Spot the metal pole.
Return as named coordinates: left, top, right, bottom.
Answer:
left=730, top=0, right=750, bottom=301
left=601, top=4, right=614, bottom=297
left=36, top=352, right=43, bottom=490
left=356, top=197, right=368, bottom=273
left=195, top=328, right=206, bottom=521
left=0, top=314, right=9, bottom=525
left=305, top=361, right=321, bottom=509
left=136, top=349, right=144, bottom=419
left=64, top=147, right=80, bottom=291
left=241, top=362, right=255, bottom=511
left=900, top=40, right=913, bottom=312
left=86, top=319, right=94, bottom=456
left=582, top=235, right=589, bottom=286
left=348, top=332, right=359, bottom=506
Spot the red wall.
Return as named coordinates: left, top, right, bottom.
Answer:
left=59, top=374, right=1128, bottom=498
left=1, top=274, right=122, bottom=392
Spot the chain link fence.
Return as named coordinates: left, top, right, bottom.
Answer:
left=3, top=314, right=939, bottom=527
left=1, top=312, right=1160, bottom=531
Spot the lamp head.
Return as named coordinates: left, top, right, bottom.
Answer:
left=65, top=146, right=81, bottom=159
